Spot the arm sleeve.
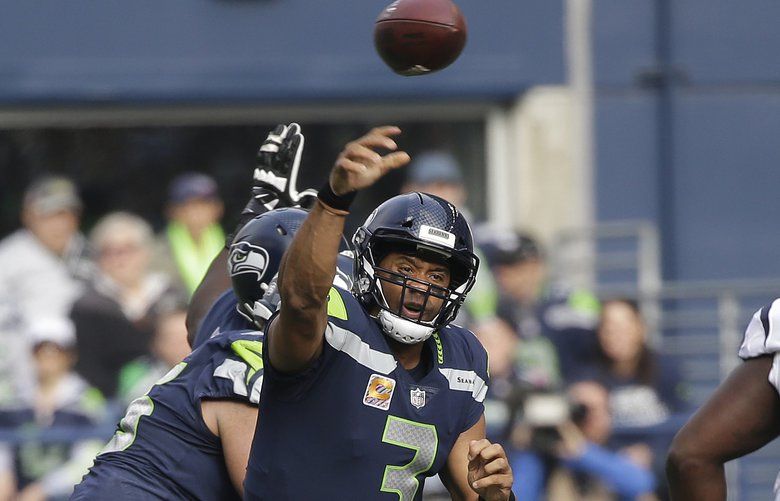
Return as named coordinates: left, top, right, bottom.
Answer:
left=562, top=443, right=656, bottom=497
left=738, top=299, right=780, bottom=397
left=739, top=299, right=780, bottom=359
left=462, top=333, right=490, bottom=432
left=196, top=334, right=264, bottom=405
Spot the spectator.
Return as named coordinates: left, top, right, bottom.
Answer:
left=155, top=172, right=225, bottom=297
left=71, top=212, right=186, bottom=398
left=573, top=298, right=691, bottom=497
left=0, top=176, right=93, bottom=402
left=480, top=229, right=600, bottom=382
left=0, top=317, right=104, bottom=501
left=117, top=305, right=191, bottom=405
left=573, top=298, right=689, bottom=428
left=510, top=381, right=657, bottom=501
left=401, top=151, right=499, bottom=327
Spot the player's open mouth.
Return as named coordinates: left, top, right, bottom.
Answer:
left=401, top=304, right=424, bottom=319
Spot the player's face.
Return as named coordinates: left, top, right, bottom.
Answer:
left=377, top=251, right=451, bottom=323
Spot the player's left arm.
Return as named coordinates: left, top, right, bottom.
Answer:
left=201, top=399, right=258, bottom=496
left=442, top=415, right=514, bottom=501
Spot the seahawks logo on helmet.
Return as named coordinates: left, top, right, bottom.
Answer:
left=228, top=242, right=270, bottom=282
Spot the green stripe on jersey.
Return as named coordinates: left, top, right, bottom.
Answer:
left=231, top=340, right=264, bottom=383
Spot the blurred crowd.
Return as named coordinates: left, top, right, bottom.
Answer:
left=0, top=153, right=691, bottom=500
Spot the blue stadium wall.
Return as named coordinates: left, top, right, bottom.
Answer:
left=2, top=0, right=780, bottom=282
left=0, top=0, right=563, bottom=102
left=595, top=0, right=780, bottom=281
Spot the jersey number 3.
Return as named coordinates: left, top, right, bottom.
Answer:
left=380, top=415, right=438, bottom=501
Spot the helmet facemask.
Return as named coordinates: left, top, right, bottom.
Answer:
left=354, top=232, right=477, bottom=344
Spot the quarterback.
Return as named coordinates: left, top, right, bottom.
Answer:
left=244, top=126, right=514, bottom=500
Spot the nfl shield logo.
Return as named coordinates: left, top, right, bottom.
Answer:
left=410, top=387, right=426, bottom=409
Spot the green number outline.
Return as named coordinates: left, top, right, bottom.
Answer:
left=101, top=362, right=187, bottom=454
left=380, top=415, right=439, bottom=501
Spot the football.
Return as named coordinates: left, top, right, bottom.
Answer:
left=374, top=0, right=467, bottom=76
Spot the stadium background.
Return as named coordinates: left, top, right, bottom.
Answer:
left=1, top=0, right=779, bottom=498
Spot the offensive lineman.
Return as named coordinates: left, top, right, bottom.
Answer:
left=244, top=126, right=514, bottom=500
left=71, top=125, right=318, bottom=500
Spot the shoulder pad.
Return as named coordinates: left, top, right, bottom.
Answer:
left=739, top=299, right=780, bottom=359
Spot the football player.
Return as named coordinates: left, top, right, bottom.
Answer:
left=667, top=299, right=780, bottom=499
left=186, top=122, right=315, bottom=348
left=71, top=209, right=306, bottom=500
left=188, top=122, right=353, bottom=350
left=72, top=125, right=321, bottom=500
left=244, top=126, right=514, bottom=500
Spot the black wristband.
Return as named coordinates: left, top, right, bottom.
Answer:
left=317, top=181, right=356, bottom=212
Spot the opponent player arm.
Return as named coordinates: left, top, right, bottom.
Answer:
left=201, top=399, right=259, bottom=496
left=666, top=355, right=780, bottom=500
left=440, top=415, right=514, bottom=501
left=268, top=127, right=409, bottom=373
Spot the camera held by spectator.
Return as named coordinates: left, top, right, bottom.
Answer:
left=508, top=381, right=657, bottom=500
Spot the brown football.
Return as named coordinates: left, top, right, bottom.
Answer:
left=374, top=0, right=467, bottom=76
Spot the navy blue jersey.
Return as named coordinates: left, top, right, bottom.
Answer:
left=244, top=286, right=489, bottom=500
left=72, top=330, right=264, bottom=501
left=192, top=290, right=253, bottom=349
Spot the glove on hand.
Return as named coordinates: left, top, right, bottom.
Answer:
left=244, top=122, right=317, bottom=215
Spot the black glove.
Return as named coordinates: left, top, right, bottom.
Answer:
left=227, top=123, right=317, bottom=248
left=244, top=122, right=317, bottom=215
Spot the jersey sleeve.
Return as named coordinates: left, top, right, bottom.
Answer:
left=459, top=329, right=491, bottom=432
left=195, top=332, right=265, bottom=405
left=738, top=299, right=780, bottom=360
left=738, top=300, right=780, bottom=397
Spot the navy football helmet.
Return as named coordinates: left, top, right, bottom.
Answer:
left=352, top=192, right=479, bottom=344
left=229, top=208, right=307, bottom=325
left=229, top=208, right=353, bottom=326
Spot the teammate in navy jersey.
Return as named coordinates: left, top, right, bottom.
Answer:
left=186, top=122, right=317, bottom=347
left=187, top=123, right=354, bottom=349
left=667, top=299, right=780, bottom=499
left=192, top=210, right=354, bottom=349
left=192, top=206, right=311, bottom=349
left=72, top=125, right=319, bottom=500
left=244, top=126, right=514, bottom=500
left=71, top=329, right=263, bottom=499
